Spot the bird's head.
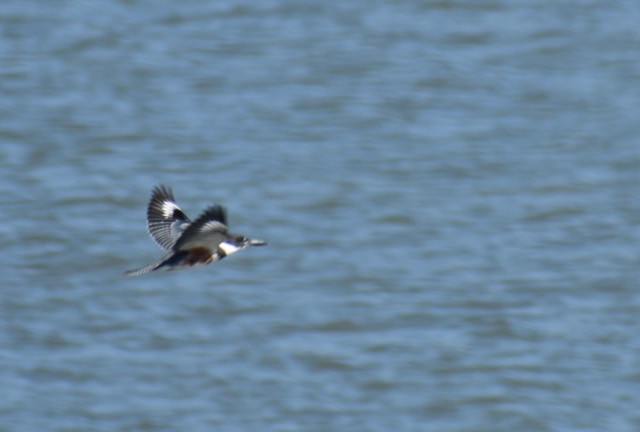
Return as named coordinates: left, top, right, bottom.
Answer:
left=218, top=234, right=268, bottom=256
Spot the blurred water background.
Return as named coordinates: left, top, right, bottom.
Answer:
left=1, top=1, right=640, bottom=431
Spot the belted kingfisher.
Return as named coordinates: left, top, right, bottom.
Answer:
left=124, top=185, right=267, bottom=277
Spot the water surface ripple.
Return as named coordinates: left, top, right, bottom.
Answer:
left=1, top=1, right=639, bottom=431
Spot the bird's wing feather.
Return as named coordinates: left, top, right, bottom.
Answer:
left=173, top=205, right=228, bottom=252
left=147, top=185, right=190, bottom=250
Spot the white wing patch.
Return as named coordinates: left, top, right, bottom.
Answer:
left=162, top=201, right=180, bottom=218
left=200, top=221, right=226, bottom=232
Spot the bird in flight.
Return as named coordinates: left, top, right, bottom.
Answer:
left=125, top=185, right=267, bottom=277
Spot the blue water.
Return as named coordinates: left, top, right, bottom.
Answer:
left=1, top=1, right=640, bottom=431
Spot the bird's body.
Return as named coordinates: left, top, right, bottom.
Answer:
left=125, top=185, right=267, bottom=277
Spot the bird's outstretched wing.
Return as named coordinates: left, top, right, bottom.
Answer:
left=147, top=185, right=190, bottom=251
left=173, top=205, right=228, bottom=252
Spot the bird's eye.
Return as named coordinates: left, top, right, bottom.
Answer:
left=238, top=236, right=247, bottom=243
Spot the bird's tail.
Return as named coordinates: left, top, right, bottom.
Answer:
left=123, top=253, right=177, bottom=277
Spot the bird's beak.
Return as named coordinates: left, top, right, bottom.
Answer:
left=249, top=239, right=268, bottom=246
